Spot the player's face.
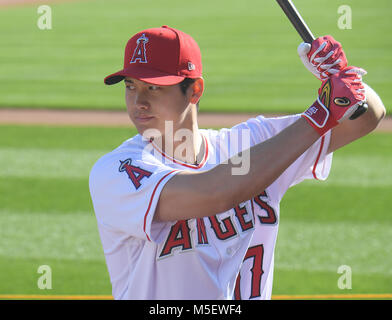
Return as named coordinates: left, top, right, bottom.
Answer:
left=124, top=77, right=193, bottom=136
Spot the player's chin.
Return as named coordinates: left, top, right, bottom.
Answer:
left=133, top=119, right=162, bottom=139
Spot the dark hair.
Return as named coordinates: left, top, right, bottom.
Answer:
left=179, top=78, right=197, bottom=95
left=179, top=78, right=200, bottom=109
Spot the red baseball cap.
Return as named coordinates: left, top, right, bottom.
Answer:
left=104, top=25, right=202, bottom=86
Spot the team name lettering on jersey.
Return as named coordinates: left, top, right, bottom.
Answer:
left=234, top=204, right=254, bottom=231
left=209, top=215, right=237, bottom=240
left=159, top=204, right=254, bottom=257
left=130, top=34, right=149, bottom=64
left=196, top=218, right=209, bottom=245
left=253, top=191, right=277, bottom=225
left=159, top=220, right=192, bottom=257
left=119, top=158, right=152, bottom=190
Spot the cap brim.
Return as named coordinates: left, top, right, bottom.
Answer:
left=104, top=65, right=186, bottom=86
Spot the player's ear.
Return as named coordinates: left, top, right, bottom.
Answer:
left=190, top=78, right=204, bottom=105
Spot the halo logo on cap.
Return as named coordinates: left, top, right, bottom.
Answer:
left=130, top=34, right=149, bottom=64
left=104, top=26, right=203, bottom=86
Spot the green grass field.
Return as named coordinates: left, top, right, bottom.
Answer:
left=0, top=124, right=391, bottom=298
left=0, top=0, right=391, bottom=300
left=0, top=0, right=391, bottom=113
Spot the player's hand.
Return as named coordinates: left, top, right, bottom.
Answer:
left=298, top=35, right=348, bottom=81
left=302, top=66, right=367, bottom=136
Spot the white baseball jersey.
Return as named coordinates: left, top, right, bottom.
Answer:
left=89, top=114, right=332, bottom=300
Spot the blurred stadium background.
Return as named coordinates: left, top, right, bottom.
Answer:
left=0, top=0, right=390, bottom=299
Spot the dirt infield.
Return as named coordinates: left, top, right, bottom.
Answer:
left=0, top=108, right=391, bottom=132
left=0, top=108, right=264, bottom=128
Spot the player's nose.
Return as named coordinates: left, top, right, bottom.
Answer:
left=134, top=91, right=151, bottom=110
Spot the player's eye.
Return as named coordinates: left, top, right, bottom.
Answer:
left=149, top=85, right=160, bottom=91
left=126, top=85, right=135, bottom=90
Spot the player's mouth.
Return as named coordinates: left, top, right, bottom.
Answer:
left=134, top=115, right=155, bottom=123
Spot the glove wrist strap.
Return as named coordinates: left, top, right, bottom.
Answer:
left=302, top=99, right=332, bottom=136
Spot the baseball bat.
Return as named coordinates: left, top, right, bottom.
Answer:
left=276, top=0, right=367, bottom=120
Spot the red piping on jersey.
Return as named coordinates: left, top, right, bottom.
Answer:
left=250, top=198, right=255, bottom=220
left=143, top=170, right=178, bottom=241
left=151, top=134, right=209, bottom=169
left=312, top=135, right=326, bottom=180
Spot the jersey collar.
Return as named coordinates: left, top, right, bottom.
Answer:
left=150, top=133, right=209, bottom=169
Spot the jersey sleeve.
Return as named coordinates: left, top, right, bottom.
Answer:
left=89, top=150, right=180, bottom=243
left=226, top=114, right=333, bottom=194
left=272, top=128, right=332, bottom=201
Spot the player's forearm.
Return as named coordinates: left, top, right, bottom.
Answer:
left=214, top=117, right=320, bottom=210
left=345, top=83, right=386, bottom=135
left=328, top=83, right=386, bottom=153
left=361, top=83, right=386, bottom=130
left=155, top=118, right=319, bottom=221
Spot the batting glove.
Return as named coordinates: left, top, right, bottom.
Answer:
left=298, top=35, right=348, bottom=81
left=302, top=66, right=367, bottom=136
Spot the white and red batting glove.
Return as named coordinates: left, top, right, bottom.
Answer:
left=302, top=66, right=367, bottom=136
left=298, top=35, right=348, bottom=81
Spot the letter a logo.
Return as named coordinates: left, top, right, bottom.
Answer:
left=130, top=34, right=149, bottom=64
left=119, top=158, right=152, bottom=190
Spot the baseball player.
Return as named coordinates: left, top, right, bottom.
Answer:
left=89, top=26, right=385, bottom=300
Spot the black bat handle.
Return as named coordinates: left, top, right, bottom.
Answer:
left=276, top=0, right=315, bottom=43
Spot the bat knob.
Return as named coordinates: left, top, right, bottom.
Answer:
left=349, top=103, right=368, bottom=120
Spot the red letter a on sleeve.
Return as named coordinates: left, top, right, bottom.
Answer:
left=119, top=159, right=152, bottom=190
